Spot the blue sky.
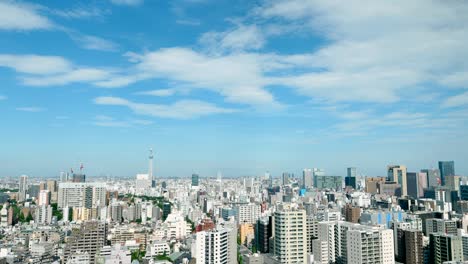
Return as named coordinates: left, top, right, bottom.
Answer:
left=1, top=0, right=468, bottom=178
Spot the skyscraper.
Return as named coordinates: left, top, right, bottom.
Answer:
left=388, top=165, right=407, bottom=196
left=439, top=161, right=455, bottom=185
left=421, top=168, right=441, bottom=187
left=406, top=172, right=419, bottom=198
left=345, top=167, right=357, bottom=189
left=281, top=172, right=290, bottom=185
left=302, top=168, right=313, bottom=188
left=256, top=217, right=272, bottom=253
left=149, top=148, right=155, bottom=187
left=18, top=175, right=28, bottom=202
left=191, top=173, right=199, bottom=188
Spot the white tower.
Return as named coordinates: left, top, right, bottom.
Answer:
left=149, top=148, right=155, bottom=187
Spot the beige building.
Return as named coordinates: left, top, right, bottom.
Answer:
left=387, top=165, right=407, bottom=196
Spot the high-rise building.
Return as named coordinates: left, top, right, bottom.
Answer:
left=282, top=172, right=290, bottom=185
left=388, top=165, right=407, bottom=196
left=347, top=226, right=394, bottom=264
left=273, top=203, right=307, bottom=263
left=347, top=167, right=357, bottom=178
left=234, top=203, right=261, bottom=225
left=407, top=172, right=419, bottom=198
left=135, top=174, right=152, bottom=195
left=345, top=176, right=357, bottom=189
left=429, top=233, right=463, bottom=264
left=365, top=177, right=386, bottom=194
left=64, top=221, right=107, bottom=263
left=149, top=148, right=155, bottom=187
left=71, top=173, right=86, bottom=183
left=38, top=190, right=50, bottom=206
left=344, top=204, right=361, bottom=223
left=256, top=217, right=272, bottom=253
left=421, top=168, right=441, bottom=187
left=417, top=172, right=428, bottom=198
left=35, top=205, right=53, bottom=224
left=445, top=175, right=461, bottom=192
left=315, top=176, right=343, bottom=190
left=19, top=175, right=28, bottom=202
left=314, top=221, right=394, bottom=264
left=191, top=174, right=199, bottom=188
left=439, top=161, right=455, bottom=185
left=461, top=185, right=468, bottom=200
left=302, top=169, right=313, bottom=188
left=312, top=168, right=326, bottom=186
left=425, top=219, right=458, bottom=236
left=162, top=202, right=171, bottom=221
left=58, top=182, right=106, bottom=209
left=404, top=229, right=424, bottom=264
left=194, top=224, right=237, bottom=264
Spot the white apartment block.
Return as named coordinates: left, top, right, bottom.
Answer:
left=235, top=203, right=261, bottom=224
left=194, top=225, right=237, bottom=264
left=273, top=203, right=307, bottom=264
left=314, top=221, right=394, bottom=264
left=58, top=182, right=106, bottom=209
left=35, top=205, right=53, bottom=225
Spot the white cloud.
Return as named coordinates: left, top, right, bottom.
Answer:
left=137, top=89, right=176, bottom=97
left=442, top=92, right=468, bottom=108
left=0, top=95, right=7, bottom=100
left=199, top=25, right=265, bottom=52
left=256, top=0, right=468, bottom=103
left=22, top=68, right=113, bottom=86
left=110, top=0, right=143, bottom=6
left=69, top=33, right=119, bottom=52
left=50, top=7, right=106, bottom=19
left=0, top=54, right=72, bottom=75
left=0, top=1, right=53, bottom=30
left=176, top=19, right=201, bottom=26
left=94, top=96, right=237, bottom=119
left=98, top=48, right=278, bottom=106
left=16, top=107, right=45, bottom=112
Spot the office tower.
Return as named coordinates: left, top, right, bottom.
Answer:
left=315, top=176, right=343, bottom=190
left=64, top=221, right=107, bottom=263
left=35, top=205, right=53, bottom=224
left=388, top=165, right=407, bottom=196
left=347, top=167, right=357, bottom=178
left=417, top=172, right=428, bottom=198
left=191, top=173, right=199, bottom=188
left=378, top=181, right=401, bottom=196
left=312, top=168, right=326, bottom=186
left=422, top=168, right=441, bottom=187
left=365, top=177, right=386, bottom=194
left=28, top=184, right=40, bottom=200
left=425, top=219, right=457, bottom=236
left=239, top=223, right=254, bottom=245
left=38, top=190, right=50, bottom=206
left=195, top=224, right=237, bottom=264
left=404, top=229, right=424, bottom=264
left=282, top=172, right=290, bottom=185
left=407, top=172, right=419, bottom=198
left=347, top=226, right=394, bottom=264
left=344, top=204, right=361, bottom=223
left=273, top=203, right=307, bottom=263
left=346, top=167, right=357, bottom=188
left=429, top=233, right=463, bottom=264
left=461, top=185, right=468, bottom=200
left=302, top=169, right=313, bottom=188
left=19, top=175, right=28, bottom=202
left=234, top=203, right=261, bottom=224
left=162, top=202, right=171, bottom=221
left=58, top=182, right=106, bottom=209
left=445, top=175, right=461, bottom=192
left=439, top=161, right=455, bottom=185
left=60, top=172, right=68, bottom=182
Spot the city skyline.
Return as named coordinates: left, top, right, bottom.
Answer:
left=1, top=0, right=468, bottom=177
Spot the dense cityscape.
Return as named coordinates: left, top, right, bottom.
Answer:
left=0, top=150, right=466, bottom=264
left=2, top=0, right=468, bottom=263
